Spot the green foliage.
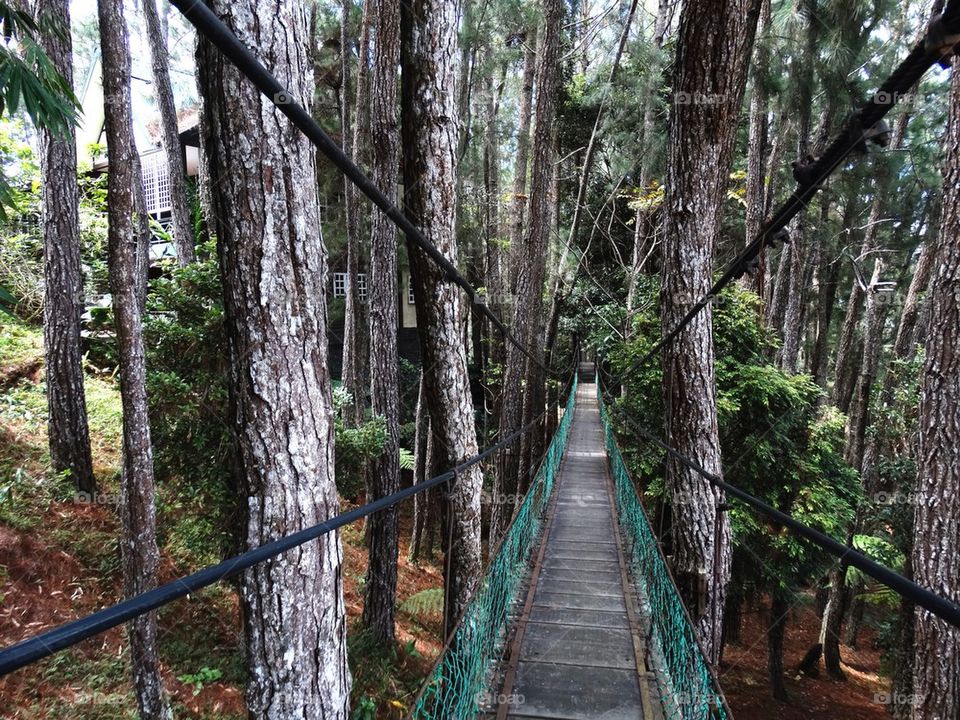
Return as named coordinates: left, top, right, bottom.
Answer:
left=399, top=587, right=444, bottom=617
left=144, top=245, right=388, bottom=542
left=177, top=666, right=223, bottom=696
left=0, top=1, right=80, bottom=221
left=602, top=282, right=861, bottom=596
left=141, top=246, right=237, bottom=563
left=348, top=628, right=425, bottom=720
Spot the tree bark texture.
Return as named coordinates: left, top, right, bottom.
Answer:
left=767, top=591, right=789, bottom=701
left=777, top=0, right=817, bottom=375
left=810, top=200, right=853, bottom=388
left=910, top=58, right=960, bottom=720
left=507, top=26, right=537, bottom=294
left=362, top=0, right=401, bottom=645
left=196, top=0, right=351, bottom=715
left=494, top=0, right=561, bottom=549
left=98, top=0, right=170, bottom=715
left=37, top=0, right=96, bottom=495
left=141, top=0, right=194, bottom=264
left=743, top=0, right=771, bottom=304
left=409, top=374, right=430, bottom=561
left=661, top=0, right=760, bottom=665
left=341, top=0, right=371, bottom=426
left=400, top=0, right=484, bottom=638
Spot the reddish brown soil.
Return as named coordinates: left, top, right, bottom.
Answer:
left=0, top=491, right=443, bottom=718
left=721, top=597, right=890, bottom=719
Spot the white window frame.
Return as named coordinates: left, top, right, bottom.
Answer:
left=332, top=272, right=347, bottom=298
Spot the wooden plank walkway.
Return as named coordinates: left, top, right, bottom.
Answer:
left=495, top=379, right=656, bottom=720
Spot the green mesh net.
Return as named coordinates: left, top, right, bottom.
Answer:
left=597, top=384, right=728, bottom=720
left=411, top=375, right=577, bottom=719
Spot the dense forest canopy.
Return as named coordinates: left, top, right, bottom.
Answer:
left=0, top=0, right=958, bottom=718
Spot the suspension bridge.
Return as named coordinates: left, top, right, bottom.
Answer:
left=412, top=368, right=725, bottom=719
left=3, top=1, right=960, bottom=718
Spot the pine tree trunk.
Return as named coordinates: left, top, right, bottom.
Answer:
left=820, top=563, right=848, bottom=680
left=409, top=375, right=429, bottom=562
left=193, top=76, right=216, bottom=242
left=400, top=0, right=484, bottom=637
left=810, top=200, right=853, bottom=388
left=341, top=0, right=371, bottom=426
left=362, top=0, right=401, bottom=644
left=141, top=0, right=194, bottom=265
left=743, top=0, right=771, bottom=303
left=98, top=0, right=170, bottom=715
left=910, top=57, right=960, bottom=720
left=843, top=577, right=866, bottom=648
left=845, top=258, right=888, bottom=467
left=37, top=0, right=96, bottom=496
left=494, top=0, right=561, bottom=549
left=832, top=279, right=866, bottom=412
left=768, top=243, right=792, bottom=339
left=626, top=0, right=672, bottom=322
left=661, top=0, right=760, bottom=665
left=482, top=51, right=506, bottom=420
left=507, top=26, right=537, bottom=294
left=891, top=239, right=933, bottom=365
left=196, top=0, right=351, bottom=714
left=768, top=591, right=789, bottom=701
left=777, top=0, right=817, bottom=374
left=892, top=551, right=916, bottom=720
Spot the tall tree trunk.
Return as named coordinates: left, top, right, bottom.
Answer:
left=626, top=0, right=673, bottom=323
left=507, top=26, right=537, bottom=294
left=98, top=0, right=170, bottom=715
left=777, top=0, right=817, bottom=374
left=140, top=0, right=194, bottom=265
left=893, top=557, right=916, bottom=720
left=768, top=591, right=789, bottom=701
left=196, top=0, right=351, bottom=715
left=494, top=0, right=561, bottom=548
left=400, top=0, right=484, bottom=637
left=341, top=0, right=371, bottom=426
left=768, top=243, right=792, bottom=339
left=743, top=0, right=771, bottom=304
left=362, top=0, right=401, bottom=645
left=37, top=0, right=96, bottom=495
left=661, top=0, right=760, bottom=665
left=482, top=51, right=506, bottom=427
left=820, top=562, right=849, bottom=679
left=409, top=375, right=429, bottom=562
left=910, top=57, right=960, bottom=720
left=845, top=258, right=888, bottom=471
left=832, top=278, right=865, bottom=412
left=810, top=200, right=854, bottom=387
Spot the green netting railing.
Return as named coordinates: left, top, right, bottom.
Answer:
left=597, top=384, right=729, bottom=720
left=411, top=374, right=578, bottom=719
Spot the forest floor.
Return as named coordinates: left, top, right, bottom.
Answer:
left=1, top=319, right=897, bottom=719
left=0, top=319, right=443, bottom=719
left=722, top=593, right=890, bottom=719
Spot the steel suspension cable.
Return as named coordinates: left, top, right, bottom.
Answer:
left=594, top=375, right=960, bottom=630
left=0, top=398, right=562, bottom=677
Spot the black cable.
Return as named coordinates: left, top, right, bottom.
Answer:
left=168, top=0, right=550, bottom=376
left=0, top=405, right=555, bottom=677
left=623, top=2, right=960, bottom=375
left=595, top=378, right=960, bottom=630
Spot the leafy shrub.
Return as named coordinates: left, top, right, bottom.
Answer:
left=603, top=281, right=861, bottom=593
